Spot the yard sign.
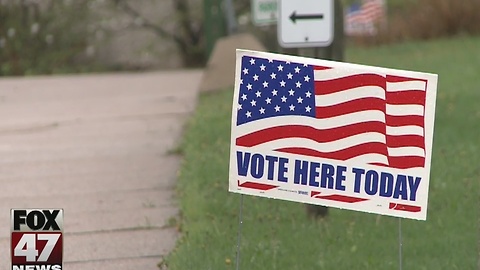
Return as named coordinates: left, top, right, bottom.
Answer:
left=229, top=50, right=438, bottom=220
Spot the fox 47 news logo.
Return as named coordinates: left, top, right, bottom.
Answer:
left=11, top=209, right=63, bottom=270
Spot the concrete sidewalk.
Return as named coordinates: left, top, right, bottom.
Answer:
left=0, top=70, right=202, bottom=270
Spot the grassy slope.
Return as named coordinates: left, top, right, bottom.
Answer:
left=165, top=36, right=480, bottom=270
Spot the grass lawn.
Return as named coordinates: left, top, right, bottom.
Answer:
left=164, top=36, right=479, bottom=269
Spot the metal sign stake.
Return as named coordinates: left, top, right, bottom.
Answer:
left=235, top=194, right=245, bottom=270
left=399, top=217, right=403, bottom=270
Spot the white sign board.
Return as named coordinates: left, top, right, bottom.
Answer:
left=229, top=49, right=438, bottom=220
left=278, top=0, right=334, bottom=47
left=252, top=0, right=277, bottom=26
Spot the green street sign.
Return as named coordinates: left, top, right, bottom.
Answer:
left=252, top=0, right=277, bottom=26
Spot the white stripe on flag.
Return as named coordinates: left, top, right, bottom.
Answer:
left=315, top=85, right=385, bottom=106
left=387, top=81, right=427, bottom=92
left=386, top=126, right=424, bottom=136
left=386, top=104, right=424, bottom=116
left=388, top=146, right=425, bottom=157
left=346, top=153, right=389, bottom=165
left=314, top=69, right=384, bottom=81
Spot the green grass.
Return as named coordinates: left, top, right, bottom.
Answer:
left=164, top=36, right=480, bottom=269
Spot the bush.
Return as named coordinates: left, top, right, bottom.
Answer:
left=390, top=0, right=479, bottom=39
left=375, top=0, right=480, bottom=44
left=0, top=0, right=106, bottom=76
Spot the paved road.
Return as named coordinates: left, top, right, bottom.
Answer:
left=0, top=70, right=202, bottom=270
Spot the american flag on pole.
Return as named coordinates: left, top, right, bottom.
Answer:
left=345, top=0, right=386, bottom=36
left=235, top=55, right=427, bottom=169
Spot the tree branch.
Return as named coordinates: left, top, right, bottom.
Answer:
left=112, top=0, right=206, bottom=66
left=113, top=0, right=186, bottom=48
left=172, top=0, right=196, bottom=43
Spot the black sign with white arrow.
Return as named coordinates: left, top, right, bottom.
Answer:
left=289, top=11, right=324, bottom=23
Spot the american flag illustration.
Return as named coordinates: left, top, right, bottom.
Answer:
left=345, top=0, right=386, bottom=36
left=235, top=56, right=427, bottom=169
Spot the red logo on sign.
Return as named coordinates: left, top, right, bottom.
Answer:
left=11, top=209, right=63, bottom=270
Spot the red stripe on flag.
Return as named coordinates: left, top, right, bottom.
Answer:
left=389, top=203, right=421, bottom=212
left=386, top=115, right=425, bottom=127
left=387, top=75, right=427, bottom=83
left=386, top=91, right=426, bottom=105
left=316, top=97, right=386, bottom=118
left=313, top=66, right=332, bottom=70
left=237, top=180, right=278, bottom=191
left=370, top=162, right=388, bottom=167
left=388, top=156, right=425, bottom=169
left=386, top=135, right=425, bottom=148
left=314, top=74, right=385, bottom=95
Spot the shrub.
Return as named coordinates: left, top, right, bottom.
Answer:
left=373, top=0, right=480, bottom=44
left=0, top=0, right=106, bottom=76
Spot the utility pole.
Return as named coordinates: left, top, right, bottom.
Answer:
left=224, top=0, right=238, bottom=34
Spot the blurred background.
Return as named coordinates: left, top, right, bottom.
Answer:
left=0, top=0, right=478, bottom=76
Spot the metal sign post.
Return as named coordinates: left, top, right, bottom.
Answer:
left=224, top=0, right=238, bottom=34
left=399, top=218, right=403, bottom=270
left=235, top=194, right=245, bottom=270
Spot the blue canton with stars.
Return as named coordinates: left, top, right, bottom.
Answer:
left=237, top=56, right=316, bottom=125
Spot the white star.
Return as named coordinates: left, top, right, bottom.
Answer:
left=297, top=97, right=303, bottom=103
left=286, top=60, right=291, bottom=64
left=294, top=66, right=301, bottom=73
left=287, top=73, right=293, bottom=79
left=304, top=75, right=310, bottom=82
left=280, top=80, right=286, bottom=87
left=288, top=89, right=295, bottom=96
left=272, top=89, right=278, bottom=96
left=306, top=91, right=312, bottom=98
left=289, top=104, right=295, bottom=111
left=250, top=100, right=257, bottom=106
left=246, top=83, right=253, bottom=90
left=241, top=94, right=247, bottom=100
left=270, top=73, right=277, bottom=79
left=296, top=81, right=302, bottom=88
left=250, top=58, right=256, bottom=65
left=262, top=81, right=269, bottom=88
left=281, top=96, right=287, bottom=102
left=238, top=103, right=242, bottom=110
left=243, top=68, right=249, bottom=75
left=246, top=111, right=252, bottom=118
left=303, top=63, right=308, bottom=67
left=277, top=64, right=284, bottom=71
left=240, top=79, right=243, bottom=84
left=255, top=91, right=261, bottom=97
left=259, top=107, right=265, bottom=114
left=265, top=97, right=272, bottom=104
left=305, top=106, right=312, bottom=113
left=260, top=64, right=266, bottom=71
left=274, top=105, right=281, bottom=112
left=268, top=58, right=274, bottom=63
left=253, top=74, right=259, bottom=81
